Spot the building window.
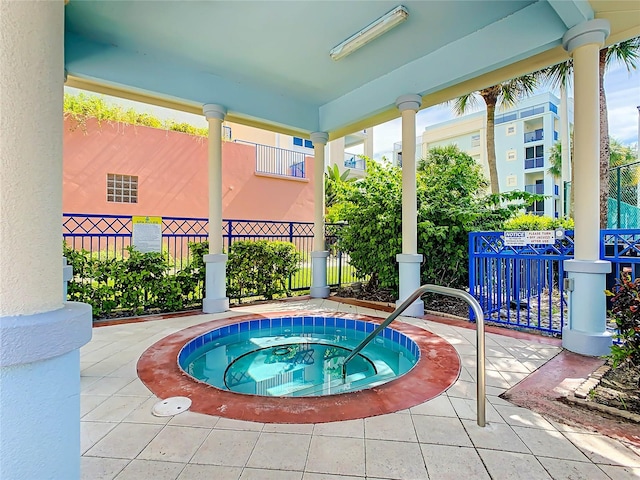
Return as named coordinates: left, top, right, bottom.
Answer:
left=107, top=173, right=138, bottom=203
left=506, top=150, right=517, bottom=161
left=506, top=125, right=516, bottom=136
left=222, top=125, right=232, bottom=140
left=293, top=137, right=313, bottom=149
left=471, top=134, right=480, bottom=148
left=506, top=175, right=517, bottom=187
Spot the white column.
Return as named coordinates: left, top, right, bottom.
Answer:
left=0, top=2, right=92, bottom=479
left=560, top=85, right=571, bottom=217
left=395, top=95, right=424, bottom=317
left=562, top=19, right=612, bottom=356
left=310, top=132, right=330, bottom=298
left=203, top=104, right=229, bottom=313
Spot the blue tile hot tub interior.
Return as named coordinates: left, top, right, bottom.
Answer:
left=178, top=316, right=420, bottom=397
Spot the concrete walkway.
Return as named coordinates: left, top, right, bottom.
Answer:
left=81, top=299, right=640, bottom=479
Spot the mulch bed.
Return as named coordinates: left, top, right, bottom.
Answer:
left=590, top=363, right=640, bottom=416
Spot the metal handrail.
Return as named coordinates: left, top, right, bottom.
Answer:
left=341, top=284, right=486, bottom=427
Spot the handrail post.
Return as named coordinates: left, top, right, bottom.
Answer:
left=341, top=284, right=486, bottom=427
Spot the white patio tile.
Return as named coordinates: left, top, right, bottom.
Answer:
left=409, top=394, right=457, bottom=417
left=365, top=439, right=428, bottom=479
left=598, top=464, right=640, bottom=479
left=214, top=417, right=264, bottom=432
left=246, top=432, right=311, bottom=471
left=168, top=411, right=220, bottom=428
left=113, top=459, right=184, bottom=480
left=138, top=425, right=211, bottom=463
left=513, top=425, right=589, bottom=461
left=412, top=415, right=472, bottom=447
left=364, top=412, right=418, bottom=442
left=563, top=431, right=640, bottom=467
left=240, top=468, right=303, bottom=480
left=301, top=474, right=363, bottom=480
left=115, top=378, right=153, bottom=396
left=81, top=361, right=124, bottom=377
left=190, top=429, right=260, bottom=467
left=81, top=421, right=118, bottom=454
left=537, top=457, right=611, bottom=480
left=85, top=423, right=164, bottom=459
left=421, top=444, right=490, bottom=480
left=177, top=464, right=242, bottom=480
left=445, top=380, right=476, bottom=399
left=449, top=396, right=505, bottom=424
left=478, top=449, right=552, bottom=480
left=81, top=457, right=128, bottom=480
left=82, top=395, right=148, bottom=422
left=262, top=423, right=314, bottom=434
left=82, top=376, right=137, bottom=396
left=313, top=418, right=364, bottom=438
left=122, top=396, right=172, bottom=425
left=305, top=435, right=365, bottom=477
left=487, top=356, right=533, bottom=373
left=80, top=394, right=110, bottom=417
left=462, top=419, right=529, bottom=453
left=493, top=404, right=556, bottom=430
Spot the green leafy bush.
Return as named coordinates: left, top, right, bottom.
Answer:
left=605, top=274, right=640, bottom=368
left=64, top=238, right=299, bottom=317
left=503, top=213, right=574, bottom=231
left=335, top=146, right=538, bottom=292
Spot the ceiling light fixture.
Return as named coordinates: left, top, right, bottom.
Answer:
left=329, top=5, right=409, bottom=61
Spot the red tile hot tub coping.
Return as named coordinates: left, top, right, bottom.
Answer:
left=137, top=311, right=461, bottom=424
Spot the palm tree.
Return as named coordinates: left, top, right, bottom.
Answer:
left=452, top=74, right=544, bottom=194
left=543, top=37, right=640, bottom=228
left=325, top=163, right=355, bottom=209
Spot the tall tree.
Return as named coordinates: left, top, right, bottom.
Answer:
left=543, top=37, right=640, bottom=228
left=452, top=74, right=543, bottom=194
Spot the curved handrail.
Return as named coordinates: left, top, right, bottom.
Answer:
left=341, top=284, right=486, bottom=427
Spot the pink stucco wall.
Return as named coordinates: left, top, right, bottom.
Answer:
left=63, top=117, right=315, bottom=222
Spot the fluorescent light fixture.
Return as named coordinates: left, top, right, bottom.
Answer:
left=329, top=6, right=409, bottom=61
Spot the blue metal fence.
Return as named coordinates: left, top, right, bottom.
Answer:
left=470, top=229, right=640, bottom=336
left=63, top=214, right=357, bottom=295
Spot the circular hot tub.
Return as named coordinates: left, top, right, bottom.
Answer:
left=178, top=316, right=420, bottom=397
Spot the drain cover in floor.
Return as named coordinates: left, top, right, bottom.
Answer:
left=152, top=396, right=192, bottom=417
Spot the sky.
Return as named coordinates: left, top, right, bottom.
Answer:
left=67, top=61, right=639, bottom=158
left=368, top=62, right=640, bottom=161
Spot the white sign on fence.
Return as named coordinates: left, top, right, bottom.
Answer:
left=132, top=216, right=162, bottom=253
left=503, top=230, right=557, bottom=246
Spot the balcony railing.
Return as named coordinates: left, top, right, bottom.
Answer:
left=525, top=184, right=544, bottom=194
left=344, top=154, right=366, bottom=170
left=236, top=140, right=308, bottom=179
left=524, top=129, right=544, bottom=143
left=524, top=157, right=544, bottom=169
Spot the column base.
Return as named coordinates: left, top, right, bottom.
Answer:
left=203, top=253, right=229, bottom=314
left=563, top=259, right=612, bottom=356
left=1, top=303, right=92, bottom=479
left=396, top=253, right=424, bottom=317
left=203, top=297, right=230, bottom=313
left=562, top=327, right=612, bottom=357
left=395, top=298, right=425, bottom=317
left=311, top=251, right=330, bottom=299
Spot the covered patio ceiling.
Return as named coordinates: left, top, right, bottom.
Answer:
left=64, top=1, right=640, bottom=140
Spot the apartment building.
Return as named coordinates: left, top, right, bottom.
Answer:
left=393, top=92, right=573, bottom=218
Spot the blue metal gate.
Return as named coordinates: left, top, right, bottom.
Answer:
left=470, top=229, right=640, bottom=336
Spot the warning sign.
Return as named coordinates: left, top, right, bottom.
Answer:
left=132, top=216, right=162, bottom=253
left=503, top=230, right=556, bottom=246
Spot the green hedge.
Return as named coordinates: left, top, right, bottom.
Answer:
left=64, top=239, right=299, bottom=319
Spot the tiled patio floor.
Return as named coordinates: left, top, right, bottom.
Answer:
left=81, top=299, right=640, bottom=480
